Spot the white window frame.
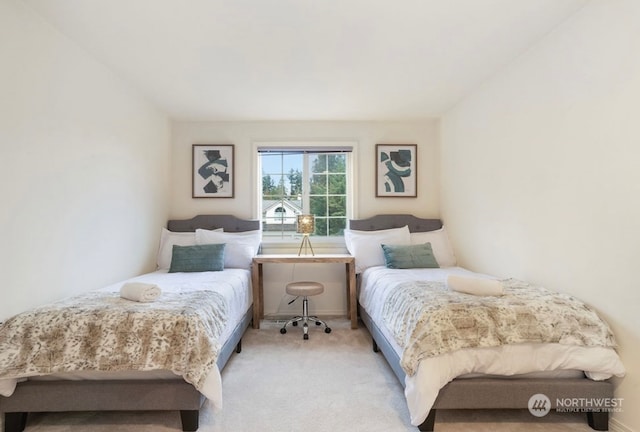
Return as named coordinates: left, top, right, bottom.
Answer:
left=253, top=140, right=357, bottom=248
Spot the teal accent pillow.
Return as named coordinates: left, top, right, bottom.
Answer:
left=381, top=243, right=440, bottom=269
left=169, top=243, right=226, bottom=273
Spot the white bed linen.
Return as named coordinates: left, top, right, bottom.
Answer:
left=359, top=266, right=626, bottom=426
left=0, top=269, right=252, bottom=410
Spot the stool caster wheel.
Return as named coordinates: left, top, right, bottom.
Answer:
left=315, top=321, right=321, bottom=326
left=303, top=334, right=309, bottom=340
left=280, top=328, right=287, bottom=334
left=325, top=327, right=332, bottom=334
left=292, top=321, right=298, bottom=326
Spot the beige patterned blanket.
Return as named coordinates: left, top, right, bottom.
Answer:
left=0, top=290, right=227, bottom=390
left=382, top=279, right=617, bottom=376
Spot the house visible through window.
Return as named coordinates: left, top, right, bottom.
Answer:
left=258, top=144, right=353, bottom=240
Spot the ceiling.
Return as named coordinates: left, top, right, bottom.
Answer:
left=24, top=0, right=588, bottom=121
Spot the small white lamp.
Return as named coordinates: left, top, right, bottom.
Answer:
left=296, top=214, right=315, bottom=256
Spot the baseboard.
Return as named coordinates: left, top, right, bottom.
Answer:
left=264, top=312, right=347, bottom=320
left=610, top=417, right=636, bottom=432
left=262, top=315, right=347, bottom=327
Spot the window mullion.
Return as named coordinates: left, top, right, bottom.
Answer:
left=302, top=153, right=310, bottom=214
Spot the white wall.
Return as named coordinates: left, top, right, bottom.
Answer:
left=440, top=1, right=640, bottom=430
left=171, top=120, right=439, bottom=316
left=0, top=0, right=171, bottom=321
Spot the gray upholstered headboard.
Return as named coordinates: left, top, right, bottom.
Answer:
left=348, top=214, right=442, bottom=233
left=167, top=215, right=260, bottom=232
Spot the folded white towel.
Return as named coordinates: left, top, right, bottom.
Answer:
left=447, top=275, right=504, bottom=296
left=120, top=282, right=162, bottom=302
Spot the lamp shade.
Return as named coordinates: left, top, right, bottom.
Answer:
left=296, top=214, right=315, bottom=235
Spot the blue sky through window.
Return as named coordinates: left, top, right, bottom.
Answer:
left=261, top=153, right=303, bottom=194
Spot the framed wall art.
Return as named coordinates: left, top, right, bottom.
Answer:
left=375, top=144, right=417, bottom=197
left=192, top=144, right=234, bottom=198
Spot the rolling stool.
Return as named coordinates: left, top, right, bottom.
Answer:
left=280, top=281, right=332, bottom=340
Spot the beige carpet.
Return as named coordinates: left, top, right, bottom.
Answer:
left=12, top=319, right=596, bottom=431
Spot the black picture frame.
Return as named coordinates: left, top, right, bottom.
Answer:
left=375, top=144, right=417, bottom=197
left=192, top=144, right=234, bottom=198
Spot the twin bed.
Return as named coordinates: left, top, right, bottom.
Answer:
left=348, top=214, right=625, bottom=431
left=0, top=214, right=260, bottom=432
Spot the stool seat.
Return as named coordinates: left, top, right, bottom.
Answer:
left=286, top=281, right=324, bottom=297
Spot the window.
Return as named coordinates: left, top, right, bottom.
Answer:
left=258, top=143, right=353, bottom=240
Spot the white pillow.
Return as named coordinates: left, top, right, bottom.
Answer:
left=410, top=226, right=457, bottom=267
left=344, top=225, right=410, bottom=273
left=157, top=228, right=196, bottom=269
left=196, top=229, right=261, bottom=269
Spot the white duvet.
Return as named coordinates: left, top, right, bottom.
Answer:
left=360, top=266, right=626, bottom=426
left=0, top=268, right=252, bottom=410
